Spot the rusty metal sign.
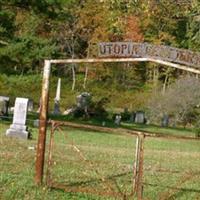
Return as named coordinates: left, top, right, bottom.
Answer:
left=98, top=42, right=200, bottom=68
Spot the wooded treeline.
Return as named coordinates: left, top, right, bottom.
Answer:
left=1, top=0, right=199, bottom=74
left=1, top=0, right=200, bottom=128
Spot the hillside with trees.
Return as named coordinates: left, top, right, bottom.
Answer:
left=0, top=0, right=200, bottom=128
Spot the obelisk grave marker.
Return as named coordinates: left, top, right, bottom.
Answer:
left=53, top=78, right=61, bottom=115
left=6, top=98, right=30, bottom=139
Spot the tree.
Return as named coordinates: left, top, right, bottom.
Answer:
left=0, top=0, right=63, bottom=74
left=186, top=0, right=200, bottom=51
left=137, top=0, right=192, bottom=87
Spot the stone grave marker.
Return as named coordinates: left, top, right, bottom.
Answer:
left=0, top=96, right=9, bottom=117
left=6, top=98, right=30, bottom=139
left=115, top=114, right=121, bottom=125
left=161, top=114, right=169, bottom=127
left=135, top=111, right=145, bottom=124
left=76, top=92, right=91, bottom=116
left=76, top=92, right=91, bottom=109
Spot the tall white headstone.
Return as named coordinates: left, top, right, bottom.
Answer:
left=135, top=111, right=145, bottom=124
left=55, top=78, right=61, bottom=102
left=6, top=98, right=29, bottom=139
left=53, top=78, right=61, bottom=115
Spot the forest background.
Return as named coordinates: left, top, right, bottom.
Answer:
left=0, top=0, right=200, bottom=127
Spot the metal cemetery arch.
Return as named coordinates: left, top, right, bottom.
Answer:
left=35, top=43, right=200, bottom=185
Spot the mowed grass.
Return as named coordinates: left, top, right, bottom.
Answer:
left=0, top=121, right=200, bottom=200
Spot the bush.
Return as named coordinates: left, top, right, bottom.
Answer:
left=89, top=97, right=109, bottom=119
left=120, top=109, right=131, bottom=121
left=69, top=96, right=109, bottom=120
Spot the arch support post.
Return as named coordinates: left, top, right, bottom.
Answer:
left=35, top=60, right=51, bottom=185
left=134, top=133, right=145, bottom=200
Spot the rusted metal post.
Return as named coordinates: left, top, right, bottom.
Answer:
left=134, top=133, right=145, bottom=200
left=133, top=136, right=139, bottom=192
left=46, top=121, right=56, bottom=186
left=35, top=60, right=51, bottom=185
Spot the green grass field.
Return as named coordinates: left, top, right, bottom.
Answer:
left=0, top=120, right=200, bottom=200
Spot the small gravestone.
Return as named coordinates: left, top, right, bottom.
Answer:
left=135, top=111, right=145, bottom=124
left=6, top=98, right=30, bottom=139
left=161, top=114, right=169, bottom=127
left=0, top=96, right=9, bottom=117
left=115, top=114, right=121, bottom=125
left=76, top=92, right=91, bottom=116
left=77, top=92, right=91, bottom=109
left=28, top=99, right=34, bottom=112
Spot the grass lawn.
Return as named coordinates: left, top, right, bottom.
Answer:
left=0, top=120, right=200, bottom=200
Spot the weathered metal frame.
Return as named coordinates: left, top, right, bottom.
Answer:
left=45, top=120, right=199, bottom=199
left=35, top=57, right=200, bottom=186
left=46, top=120, right=139, bottom=199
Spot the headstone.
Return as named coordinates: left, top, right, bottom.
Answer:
left=76, top=92, right=91, bottom=109
left=0, top=96, right=9, bottom=117
left=76, top=92, right=91, bottom=116
left=115, top=114, right=121, bottom=125
left=28, top=99, right=34, bottom=112
left=6, top=98, right=30, bottom=139
left=135, top=111, right=145, bottom=124
left=161, top=114, right=169, bottom=127
left=53, top=78, right=61, bottom=115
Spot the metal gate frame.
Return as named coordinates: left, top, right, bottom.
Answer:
left=34, top=55, right=200, bottom=199
left=44, top=120, right=199, bottom=199
left=45, top=120, right=145, bottom=199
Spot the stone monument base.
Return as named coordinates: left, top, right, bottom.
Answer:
left=6, top=124, right=29, bottom=139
